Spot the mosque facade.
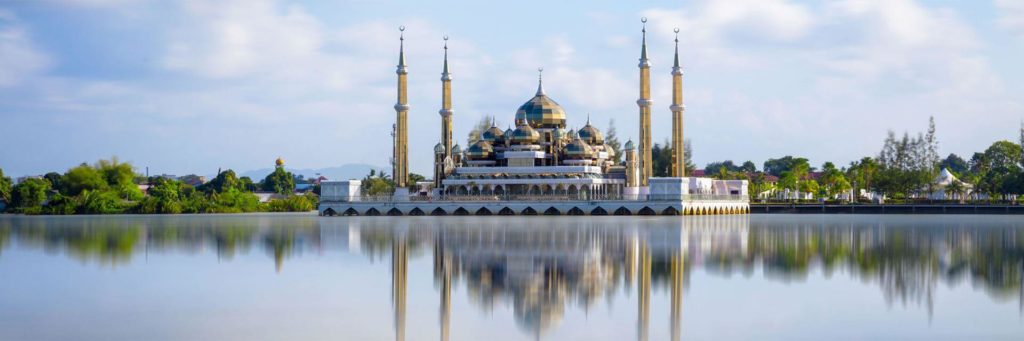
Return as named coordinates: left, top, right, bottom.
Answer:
left=320, top=19, right=748, bottom=216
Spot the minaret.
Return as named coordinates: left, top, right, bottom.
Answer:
left=625, top=139, right=639, bottom=189
left=670, top=28, right=686, bottom=177
left=439, top=35, right=454, bottom=172
left=394, top=26, right=410, bottom=189
left=637, top=18, right=653, bottom=186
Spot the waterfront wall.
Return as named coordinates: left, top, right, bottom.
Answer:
left=320, top=199, right=749, bottom=216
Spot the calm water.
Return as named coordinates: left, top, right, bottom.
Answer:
left=1, top=214, right=1023, bottom=340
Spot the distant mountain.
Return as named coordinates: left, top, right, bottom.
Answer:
left=235, top=163, right=385, bottom=182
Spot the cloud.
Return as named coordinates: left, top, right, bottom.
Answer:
left=0, top=10, right=52, bottom=87
left=995, top=0, right=1024, bottom=37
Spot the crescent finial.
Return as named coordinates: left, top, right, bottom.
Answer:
left=674, top=28, right=680, bottom=42
left=399, top=25, right=405, bottom=40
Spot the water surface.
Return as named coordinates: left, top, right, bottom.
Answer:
left=1, top=214, right=1022, bottom=340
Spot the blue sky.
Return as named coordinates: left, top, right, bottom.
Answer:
left=1, top=0, right=1022, bottom=177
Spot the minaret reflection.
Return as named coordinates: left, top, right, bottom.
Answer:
left=670, top=250, right=684, bottom=341
left=434, top=231, right=453, bottom=341
left=392, top=234, right=408, bottom=341
left=636, top=240, right=651, bottom=341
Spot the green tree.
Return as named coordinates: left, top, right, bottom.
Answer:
left=763, top=156, right=812, bottom=177
left=262, top=167, right=295, bottom=195
left=12, top=178, right=51, bottom=212
left=62, top=164, right=108, bottom=195
left=238, top=176, right=257, bottom=192
left=975, top=140, right=1023, bottom=198
left=43, top=172, right=63, bottom=191
left=939, top=153, right=968, bottom=175
left=204, top=169, right=243, bottom=193
left=407, top=173, right=426, bottom=190
left=0, top=168, right=12, bottom=204
left=819, top=162, right=851, bottom=199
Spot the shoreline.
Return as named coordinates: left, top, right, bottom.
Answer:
left=751, top=204, right=1024, bottom=214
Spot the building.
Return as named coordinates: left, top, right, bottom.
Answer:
left=321, top=19, right=748, bottom=216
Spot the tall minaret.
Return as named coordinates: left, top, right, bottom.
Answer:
left=637, top=18, right=653, bottom=186
left=394, top=26, right=410, bottom=189
left=439, top=36, right=454, bottom=170
left=670, top=28, right=686, bottom=177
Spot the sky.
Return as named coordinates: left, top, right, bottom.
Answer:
left=1, top=0, right=1022, bottom=178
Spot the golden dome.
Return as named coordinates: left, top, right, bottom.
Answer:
left=578, top=120, right=604, bottom=145
left=466, top=140, right=494, bottom=160
left=482, top=125, right=505, bottom=143
left=515, top=78, right=566, bottom=129
left=563, top=138, right=594, bottom=159
left=510, top=122, right=541, bottom=145
left=275, top=157, right=284, bottom=167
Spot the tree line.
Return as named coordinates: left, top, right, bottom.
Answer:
left=0, top=158, right=317, bottom=214
left=695, top=117, right=1024, bottom=202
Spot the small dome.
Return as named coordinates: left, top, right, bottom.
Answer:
left=434, top=143, right=445, bottom=154
left=563, top=138, right=594, bottom=159
left=275, top=157, right=284, bottom=167
left=578, top=122, right=604, bottom=145
left=624, top=139, right=635, bottom=150
left=482, top=125, right=505, bottom=142
left=451, top=144, right=462, bottom=154
left=510, top=123, right=540, bottom=145
left=466, top=140, right=494, bottom=160
left=603, top=144, right=616, bottom=157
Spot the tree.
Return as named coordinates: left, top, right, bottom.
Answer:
left=467, top=115, right=497, bottom=145
left=43, top=172, right=63, bottom=191
left=740, top=161, right=757, bottom=173
left=683, top=139, right=696, bottom=174
left=361, top=170, right=395, bottom=196
left=204, top=169, right=243, bottom=193
left=605, top=119, right=622, bottom=164
left=975, top=141, right=1023, bottom=198
left=62, top=164, right=108, bottom=196
left=407, top=173, right=426, bottom=190
left=763, top=156, right=812, bottom=177
left=704, top=160, right=738, bottom=175
left=939, top=153, right=968, bottom=175
left=0, top=168, right=12, bottom=204
left=847, top=157, right=878, bottom=198
left=651, top=139, right=674, bottom=177
left=262, top=167, right=295, bottom=195
left=819, top=162, right=851, bottom=200
left=12, top=178, right=50, bottom=211
left=238, top=176, right=257, bottom=192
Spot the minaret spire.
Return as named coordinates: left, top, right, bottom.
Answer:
left=437, top=35, right=454, bottom=192
left=394, top=26, right=410, bottom=191
left=536, top=67, right=545, bottom=96
left=636, top=17, right=653, bottom=187
left=671, top=27, right=686, bottom=177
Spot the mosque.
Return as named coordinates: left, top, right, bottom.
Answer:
left=320, top=19, right=748, bottom=216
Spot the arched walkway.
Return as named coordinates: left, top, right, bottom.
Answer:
left=638, top=207, right=656, bottom=215
left=567, top=207, right=585, bottom=215
left=365, top=208, right=381, bottom=216
left=343, top=208, right=359, bottom=216
left=614, top=207, right=631, bottom=216
left=591, top=207, right=608, bottom=216
left=476, top=207, right=492, bottom=215
left=409, top=207, right=425, bottom=216
left=387, top=208, right=403, bottom=216
left=662, top=207, right=679, bottom=216
left=498, top=207, right=516, bottom=215
left=322, top=208, right=336, bottom=216
left=431, top=207, right=448, bottom=216
left=521, top=207, right=538, bottom=215
left=453, top=207, right=470, bottom=216
left=544, top=207, right=561, bottom=216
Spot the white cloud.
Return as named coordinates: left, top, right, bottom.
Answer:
left=0, top=11, right=52, bottom=87
left=995, top=0, right=1024, bottom=37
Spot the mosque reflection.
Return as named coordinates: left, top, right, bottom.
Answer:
left=1, top=215, right=1023, bottom=340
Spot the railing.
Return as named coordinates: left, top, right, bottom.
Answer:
left=329, top=193, right=749, bottom=203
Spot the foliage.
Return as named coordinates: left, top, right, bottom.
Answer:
left=266, top=193, right=318, bottom=212
left=261, top=166, right=295, bottom=195
left=202, top=169, right=247, bottom=193
left=0, top=168, right=11, bottom=204
left=361, top=169, right=395, bottom=196
left=12, top=178, right=51, bottom=210
left=939, top=153, right=968, bottom=176
left=62, top=164, right=108, bottom=196
left=818, top=162, right=851, bottom=199
left=407, top=173, right=426, bottom=190
left=763, top=156, right=812, bottom=177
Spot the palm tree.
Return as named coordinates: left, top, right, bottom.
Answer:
left=945, top=180, right=966, bottom=204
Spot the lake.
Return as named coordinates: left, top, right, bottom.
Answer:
left=1, top=214, right=1022, bottom=340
